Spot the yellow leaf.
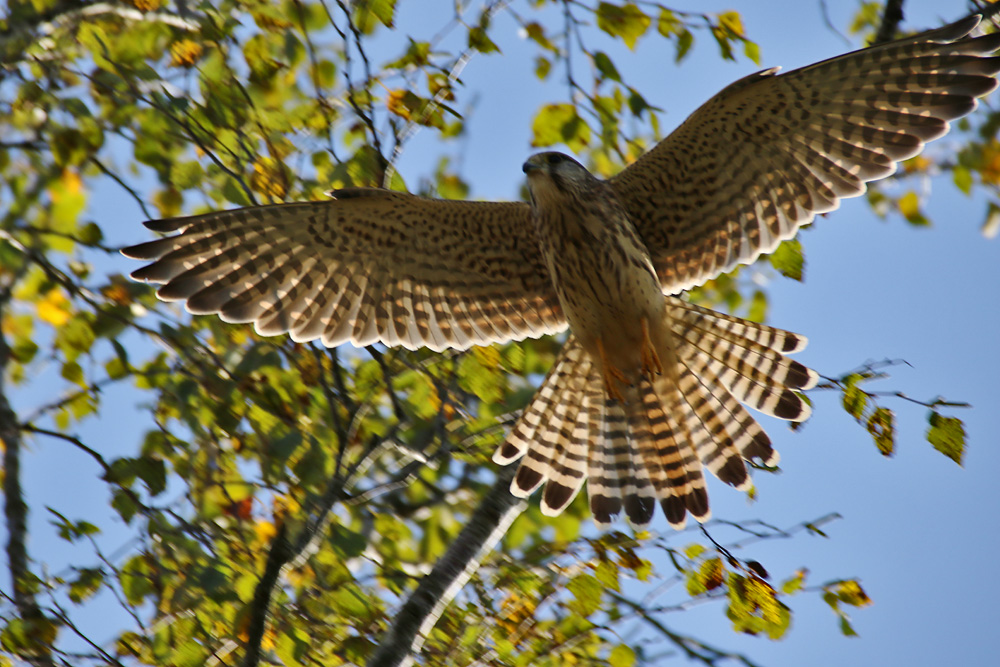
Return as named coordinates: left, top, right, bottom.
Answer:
left=255, top=519, right=277, bottom=543
left=718, top=11, right=745, bottom=37
left=903, top=155, right=930, bottom=174
left=472, top=345, right=500, bottom=369
left=153, top=187, right=183, bottom=218
left=250, top=158, right=289, bottom=199
left=169, top=39, right=204, bottom=68
left=38, top=289, right=71, bottom=326
left=897, top=191, right=922, bottom=223
left=836, top=579, right=872, bottom=607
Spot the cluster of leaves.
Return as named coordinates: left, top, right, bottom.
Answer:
left=0, top=1, right=986, bottom=666
left=521, top=2, right=762, bottom=173
left=819, top=359, right=968, bottom=463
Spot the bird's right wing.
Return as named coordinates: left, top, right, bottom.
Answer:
left=123, top=189, right=565, bottom=351
left=610, top=15, right=1000, bottom=294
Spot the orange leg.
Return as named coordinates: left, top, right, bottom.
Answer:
left=640, top=316, right=663, bottom=376
left=596, top=337, right=627, bottom=403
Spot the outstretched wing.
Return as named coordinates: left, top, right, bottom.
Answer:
left=611, top=15, right=1000, bottom=293
left=123, top=189, right=565, bottom=351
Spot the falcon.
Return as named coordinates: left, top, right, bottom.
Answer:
left=123, top=16, right=1000, bottom=528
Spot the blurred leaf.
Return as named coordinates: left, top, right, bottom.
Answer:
left=609, top=644, right=636, bottom=667
left=926, top=412, right=965, bottom=465
left=781, top=569, right=807, bottom=595
left=593, top=51, right=621, bottom=82
left=38, top=289, right=71, bottom=326
left=841, top=374, right=867, bottom=420
left=596, top=3, right=651, bottom=51
left=353, top=0, right=397, bottom=33
left=532, top=103, right=591, bottom=151
left=687, top=557, right=724, bottom=596
left=835, top=580, right=872, bottom=607
left=535, top=55, right=552, bottom=80
left=468, top=27, right=500, bottom=54
left=769, top=238, right=804, bottom=281
left=594, top=559, right=621, bottom=592
left=867, top=407, right=895, bottom=457
left=567, top=573, right=603, bottom=617
left=898, top=191, right=929, bottom=226
left=676, top=29, right=694, bottom=61
left=717, top=11, right=745, bottom=38
left=952, top=165, right=973, bottom=194
left=69, top=568, right=104, bottom=603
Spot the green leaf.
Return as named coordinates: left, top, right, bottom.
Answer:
left=111, top=489, right=138, bottom=524
left=105, top=356, right=129, bottom=380
left=468, top=26, right=500, bottom=54
left=675, top=29, right=694, bottom=62
left=136, top=456, right=167, bottom=496
left=953, top=165, right=973, bottom=195
left=841, top=374, right=868, bottom=420
left=596, top=2, right=651, bottom=51
left=567, top=573, right=603, bottom=617
left=77, top=222, right=103, bottom=246
left=657, top=8, right=681, bottom=36
left=172, top=161, right=204, bottom=190
left=10, top=337, right=38, bottom=365
left=867, top=407, right=895, bottom=456
left=835, top=580, right=872, bottom=607
left=898, top=191, right=930, bottom=226
left=593, top=51, right=621, bottom=82
left=747, top=289, right=767, bottom=323
left=780, top=569, right=806, bottom=595
left=770, top=238, right=804, bottom=281
left=60, top=360, right=84, bottom=386
left=743, top=40, right=761, bottom=65
left=531, top=103, right=592, bottom=152
left=609, top=644, right=636, bottom=667
left=926, top=412, right=965, bottom=465
left=69, top=568, right=104, bottom=603
left=353, top=0, right=396, bottom=33
left=121, top=555, right=154, bottom=604
left=535, top=56, right=552, bottom=80
left=595, top=559, right=621, bottom=592
left=683, top=543, right=706, bottom=560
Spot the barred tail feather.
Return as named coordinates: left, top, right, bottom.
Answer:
left=495, top=299, right=814, bottom=528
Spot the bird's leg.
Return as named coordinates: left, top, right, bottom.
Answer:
left=597, top=337, right=627, bottom=403
left=640, top=316, right=662, bottom=376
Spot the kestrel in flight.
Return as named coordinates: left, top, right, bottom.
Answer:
left=124, top=16, right=1000, bottom=528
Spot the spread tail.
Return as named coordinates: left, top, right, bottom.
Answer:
left=493, top=296, right=817, bottom=528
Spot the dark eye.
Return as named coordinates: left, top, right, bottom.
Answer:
left=546, top=153, right=563, bottom=165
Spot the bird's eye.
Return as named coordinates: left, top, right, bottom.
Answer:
left=546, top=154, right=563, bottom=165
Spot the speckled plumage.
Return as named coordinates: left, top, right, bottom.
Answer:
left=124, top=16, right=1000, bottom=528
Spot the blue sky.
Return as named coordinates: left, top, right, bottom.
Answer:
left=10, top=1, right=999, bottom=665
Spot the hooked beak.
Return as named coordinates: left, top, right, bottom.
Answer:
left=522, top=159, right=542, bottom=175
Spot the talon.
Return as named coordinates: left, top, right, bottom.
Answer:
left=640, top=317, right=662, bottom=376
left=597, top=337, right=627, bottom=402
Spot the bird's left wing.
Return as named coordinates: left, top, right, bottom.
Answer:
left=609, top=15, right=1000, bottom=294
left=123, top=189, right=565, bottom=351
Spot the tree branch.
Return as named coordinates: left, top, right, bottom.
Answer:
left=873, top=0, right=906, bottom=45
left=367, top=465, right=524, bottom=667
left=0, top=299, right=56, bottom=667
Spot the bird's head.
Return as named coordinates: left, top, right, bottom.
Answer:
left=522, top=151, right=597, bottom=208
